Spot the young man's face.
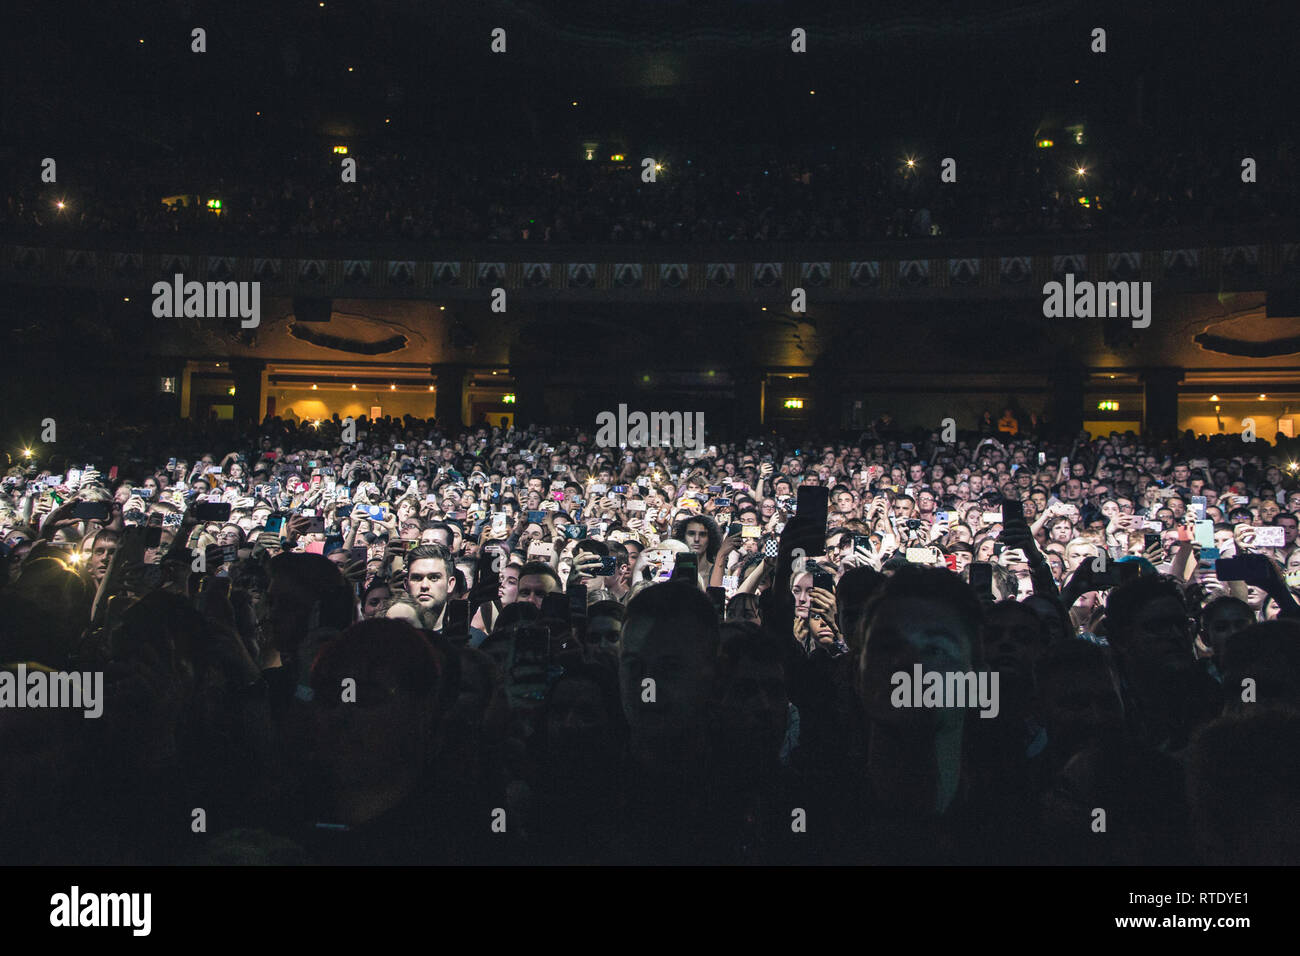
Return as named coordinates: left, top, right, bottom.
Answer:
left=516, top=572, right=557, bottom=608
left=406, top=558, right=450, bottom=615
left=682, top=521, right=709, bottom=556
left=89, top=536, right=117, bottom=583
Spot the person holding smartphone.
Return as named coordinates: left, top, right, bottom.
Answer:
left=790, top=564, right=845, bottom=657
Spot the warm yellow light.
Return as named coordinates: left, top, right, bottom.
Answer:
left=503, top=394, right=516, bottom=404
left=1210, top=394, right=1219, bottom=402
left=390, top=384, right=396, bottom=391
left=1075, top=167, right=1087, bottom=176
left=1260, top=394, right=1268, bottom=400
left=610, top=154, right=624, bottom=162
left=332, top=145, right=348, bottom=154
left=785, top=399, right=804, bottom=410
left=428, top=385, right=435, bottom=391
left=311, top=384, right=318, bottom=390
left=351, top=384, right=357, bottom=390
left=906, top=159, right=916, bottom=168
left=1036, top=139, right=1054, bottom=149
left=227, top=386, right=236, bottom=396
left=56, top=200, right=65, bottom=210
left=23, top=448, right=32, bottom=457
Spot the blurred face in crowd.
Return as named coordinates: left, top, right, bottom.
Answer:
left=516, top=572, right=557, bottom=609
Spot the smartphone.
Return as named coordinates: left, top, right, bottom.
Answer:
left=1215, top=555, right=1256, bottom=582
left=193, top=501, right=232, bottom=521
left=491, top=513, right=508, bottom=535
left=162, top=511, right=184, bottom=529
left=143, top=525, right=163, bottom=549
left=1038, top=452, right=1046, bottom=465
left=905, top=547, right=935, bottom=564
left=714, top=497, right=732, bottom=509
left=852, top=534, right=873, bottom=553
left=1193, top=520, right=1215, bottom=548
left=348, top=545, right=367, bottom=564
left=810, top=567, right=836, bottom=592
left=265, top=516, right=286, bottom=535
left=1254, top=526, right=1286, bottom=548
left=526, top=510, right=547, bottom=523
left=527, top=541, right=554, bottom=561
left=507, top=624, right=551, bottom=704
left=442, top=599, right=469, bottom=640
left=1190, top=495, right=1208, bottom=520
left=969, top=562, right=994, bottom=599
left=741, top=525, right=762, bottom=539
left=671, top=552, right=699, bottom=582
left=130, top=487, right=153, bottom=499
left=1143, top=530, right=1162, bottom=551
left=705, top=585, right=727, bottom=619
left=304, top=515, right=327, bottom=535
left=71, top=500, right=112, bottom=521
left=626, top=499, right=647, bottom=513
left=567, top=583, right=588, bottom=622
left=763, top=537, right=780, bottom=559
left=540, top=591, right=571, bottom=628
left=1002, top=498, right=1024, bottom=524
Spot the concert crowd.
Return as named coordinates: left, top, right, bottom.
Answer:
left=2, top=413, right=1299, bottom=864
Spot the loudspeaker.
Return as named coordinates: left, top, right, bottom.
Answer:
left=293, top=297, right=332, bottom=322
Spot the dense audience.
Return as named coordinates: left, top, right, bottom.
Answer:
left=2, top=411, right=1299, bottom=864
left=4, top=135, right=1296, bottom=244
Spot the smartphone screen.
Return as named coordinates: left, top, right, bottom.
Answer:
left=969, top=562, right=994, bottom=598
left=442, top=599, right=469, bottom=640
left=705, top=585, right=726, bottom=619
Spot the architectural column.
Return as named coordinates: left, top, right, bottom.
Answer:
left=433, top=364, right=467, bottom=429
left=229, top=358, right=266, bottom=429
left=1141, top=366, right=1185, bottom=440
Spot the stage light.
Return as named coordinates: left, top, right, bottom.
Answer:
left=785, top=399, right=804, bottom=410
left=428, top=385, right=434, bottom=391
left=390, top=384, right=396, bottom=391
left=227, top=386, right=236, bottom=396
left=503, top=394, right=516, bottom=404
left=311, top=384, right=318, bottom=390
left=23, top=448, right=32, bottom=457
left=351, top=384, right=357, bottom=390
left=55, top=200, right=66, bottom=210
left=1036, top=139, right=1054, bottom=149
left=1210, top=395, right=1219, bottom=401
left=1075, top=166, right=1087, bottom=176
left=1260, top=394, right=1268, bottom=400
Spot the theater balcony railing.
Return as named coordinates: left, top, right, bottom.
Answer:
left=0, top=220, right=1295, bottom=301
